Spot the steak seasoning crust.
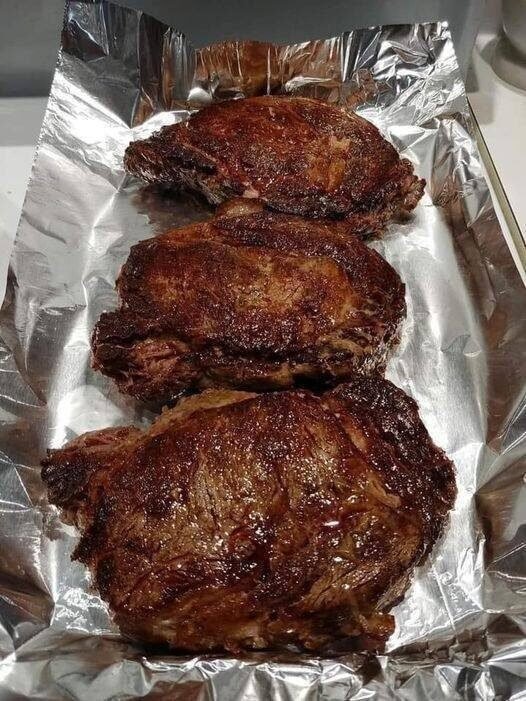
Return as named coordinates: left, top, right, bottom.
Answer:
left=91, top=200, right=406, bottom=404
left=124, top=96, right=425, bottom=236
left=42, top=376, right=456, bottom=654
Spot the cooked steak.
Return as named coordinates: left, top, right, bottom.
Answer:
left=41, top=375, right=456, bottom=653
left=124, top=96, right=425, bottom=236
left=91, top=200, right=405, bottom=403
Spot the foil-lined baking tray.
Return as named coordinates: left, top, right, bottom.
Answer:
left=0, top=1, right=525, bottom=698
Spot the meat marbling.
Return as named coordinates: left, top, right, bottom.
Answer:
left=41, top=375, right=456, bottom=653
left=91, top=200, right=406, bottom=403
left=124, top=96, right=425, bottom=236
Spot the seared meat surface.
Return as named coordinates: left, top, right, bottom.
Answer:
left=124, top=96, right=424, bottom=236
left=42, top=375, right=456, bottom=654
left=91, top=200, right=405, bottom=403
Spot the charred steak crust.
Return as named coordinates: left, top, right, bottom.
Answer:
left=91, top=200, right=406, bottom=403
left=124, top=96, right=425, bottom=236
left=42, top=376, right=456, bottom=654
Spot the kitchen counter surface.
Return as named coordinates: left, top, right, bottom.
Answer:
left=468, top=32, right=526, bottom=244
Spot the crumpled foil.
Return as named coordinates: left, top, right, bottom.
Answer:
left=0, top=1, right=525, bottom=698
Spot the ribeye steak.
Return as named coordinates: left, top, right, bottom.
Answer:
left=92, top=200, right=405, bottom=403
left=42, top=375, right=456, bottom=653
left=124, top=96, right=424, bottom=236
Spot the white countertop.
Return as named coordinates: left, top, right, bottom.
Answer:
left=1, top=46, right=525, bottom=297
left=467, top=32, right=526, bottom=238
left=0, top=97, right=47, bottom=300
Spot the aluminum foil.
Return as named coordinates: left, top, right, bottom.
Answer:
left=0, top=1, right=525, bottom=698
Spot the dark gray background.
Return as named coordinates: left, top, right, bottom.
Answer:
left=0, top=0, right=484, bottom=96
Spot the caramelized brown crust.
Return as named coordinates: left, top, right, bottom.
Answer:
left=41, top=376, right=456, bottom=654
left=124, top=96, right=425, bottom=236
left=322, top=377, right=457, bottom=549
left=91, top=200, right=406, bottom=403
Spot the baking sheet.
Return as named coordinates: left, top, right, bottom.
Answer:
left=0, top=1, right=525, bottom=698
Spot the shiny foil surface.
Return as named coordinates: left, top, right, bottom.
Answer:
left=0, top=1, right=525, bottom=698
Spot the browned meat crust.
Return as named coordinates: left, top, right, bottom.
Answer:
left=91, top=200, right=406, bottom=403
left=41, top=376, right=456, bottom=654
left=124, top=96, right=425, bottom=236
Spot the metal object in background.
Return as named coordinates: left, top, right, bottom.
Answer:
left=490, top=0, right=526, bottom=90
left=503, top=0, right=526, bottom=57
